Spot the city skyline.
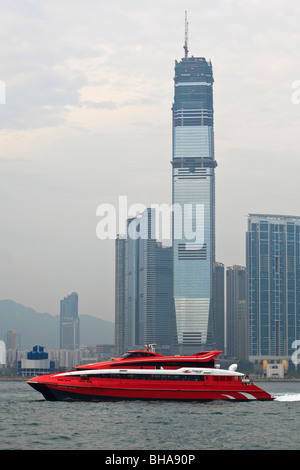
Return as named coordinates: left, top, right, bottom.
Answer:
left=1, top=1, right=300, bottom=323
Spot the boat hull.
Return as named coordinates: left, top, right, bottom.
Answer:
left=28, top=380, right=273, bottom=402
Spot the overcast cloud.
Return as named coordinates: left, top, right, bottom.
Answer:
left=1, top=0, right=300, bottom=322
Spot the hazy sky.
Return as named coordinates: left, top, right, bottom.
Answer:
left=1, top=0, right=300, bottom=322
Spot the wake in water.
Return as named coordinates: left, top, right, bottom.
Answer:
left=274, top=394, right=300, bottom=401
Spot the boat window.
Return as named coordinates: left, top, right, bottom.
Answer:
left=214, top=376, right=233, bottom=382
left=119, top=352, right=156, bottom=359
left=87, top=373, right=205, bottom=382
left=116, top=359, right=215, bottom=368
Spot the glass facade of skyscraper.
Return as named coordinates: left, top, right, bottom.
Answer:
left=226, top=265, right=248, bottom=360
left=115, top=209, right=174, bottom=355
left=212, top=262, right=225, bottom=351
left=172, top=54, right=217, bottom=351
left=115, top=235, right=126, bottom=357
left=247, top=214, right=300, bottom=358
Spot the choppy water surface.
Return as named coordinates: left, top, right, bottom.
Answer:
left=1, top=380, right=300, bottom=450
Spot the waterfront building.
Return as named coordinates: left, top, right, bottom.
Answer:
left=115, top=209, right=174, bottom=355
left=0, top=340, right=6, bottom=366
left=46, top=347, right=95, bottom=370
left=60, top=292, right=79, bottom=350
left=226, top=265, right=248, bottom=360
left=247, top=214, right=300, bottom=360
left=18, top=345, right=55, bottom=377
left=96, top=344, right=115, bottom=362
left=171, top=17, right=217, bottom=353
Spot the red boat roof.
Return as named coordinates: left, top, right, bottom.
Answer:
left=75, top=350, right=223, bottom=371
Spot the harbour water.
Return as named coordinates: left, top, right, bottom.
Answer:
left=1, top=380, right=300, bottom=451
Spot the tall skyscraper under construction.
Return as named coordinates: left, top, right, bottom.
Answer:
left=172, top=14, right=217, bottom=353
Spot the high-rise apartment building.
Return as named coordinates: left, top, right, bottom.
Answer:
left=6, top=328, right=18, bottom=349
left=60, top=292, right=79, bottom=350
left=226, top=265, right=248, bottom=360
left=115, top=235, right=126, bottom=356
left=212, top=262, right=225, bottom=351
left=115, top=209, right=174, bottom=356
left=172, top=20, right=217, bottom=353
left=247, top=214, right=300, bottom=359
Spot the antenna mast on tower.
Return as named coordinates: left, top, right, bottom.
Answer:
left=184, top=11, right=189, bottom=58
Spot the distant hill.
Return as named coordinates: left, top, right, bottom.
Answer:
left=0, top=299, right=114, bottom=350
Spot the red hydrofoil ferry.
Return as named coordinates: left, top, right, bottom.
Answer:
left=27, top=347, right=273, bottom=402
